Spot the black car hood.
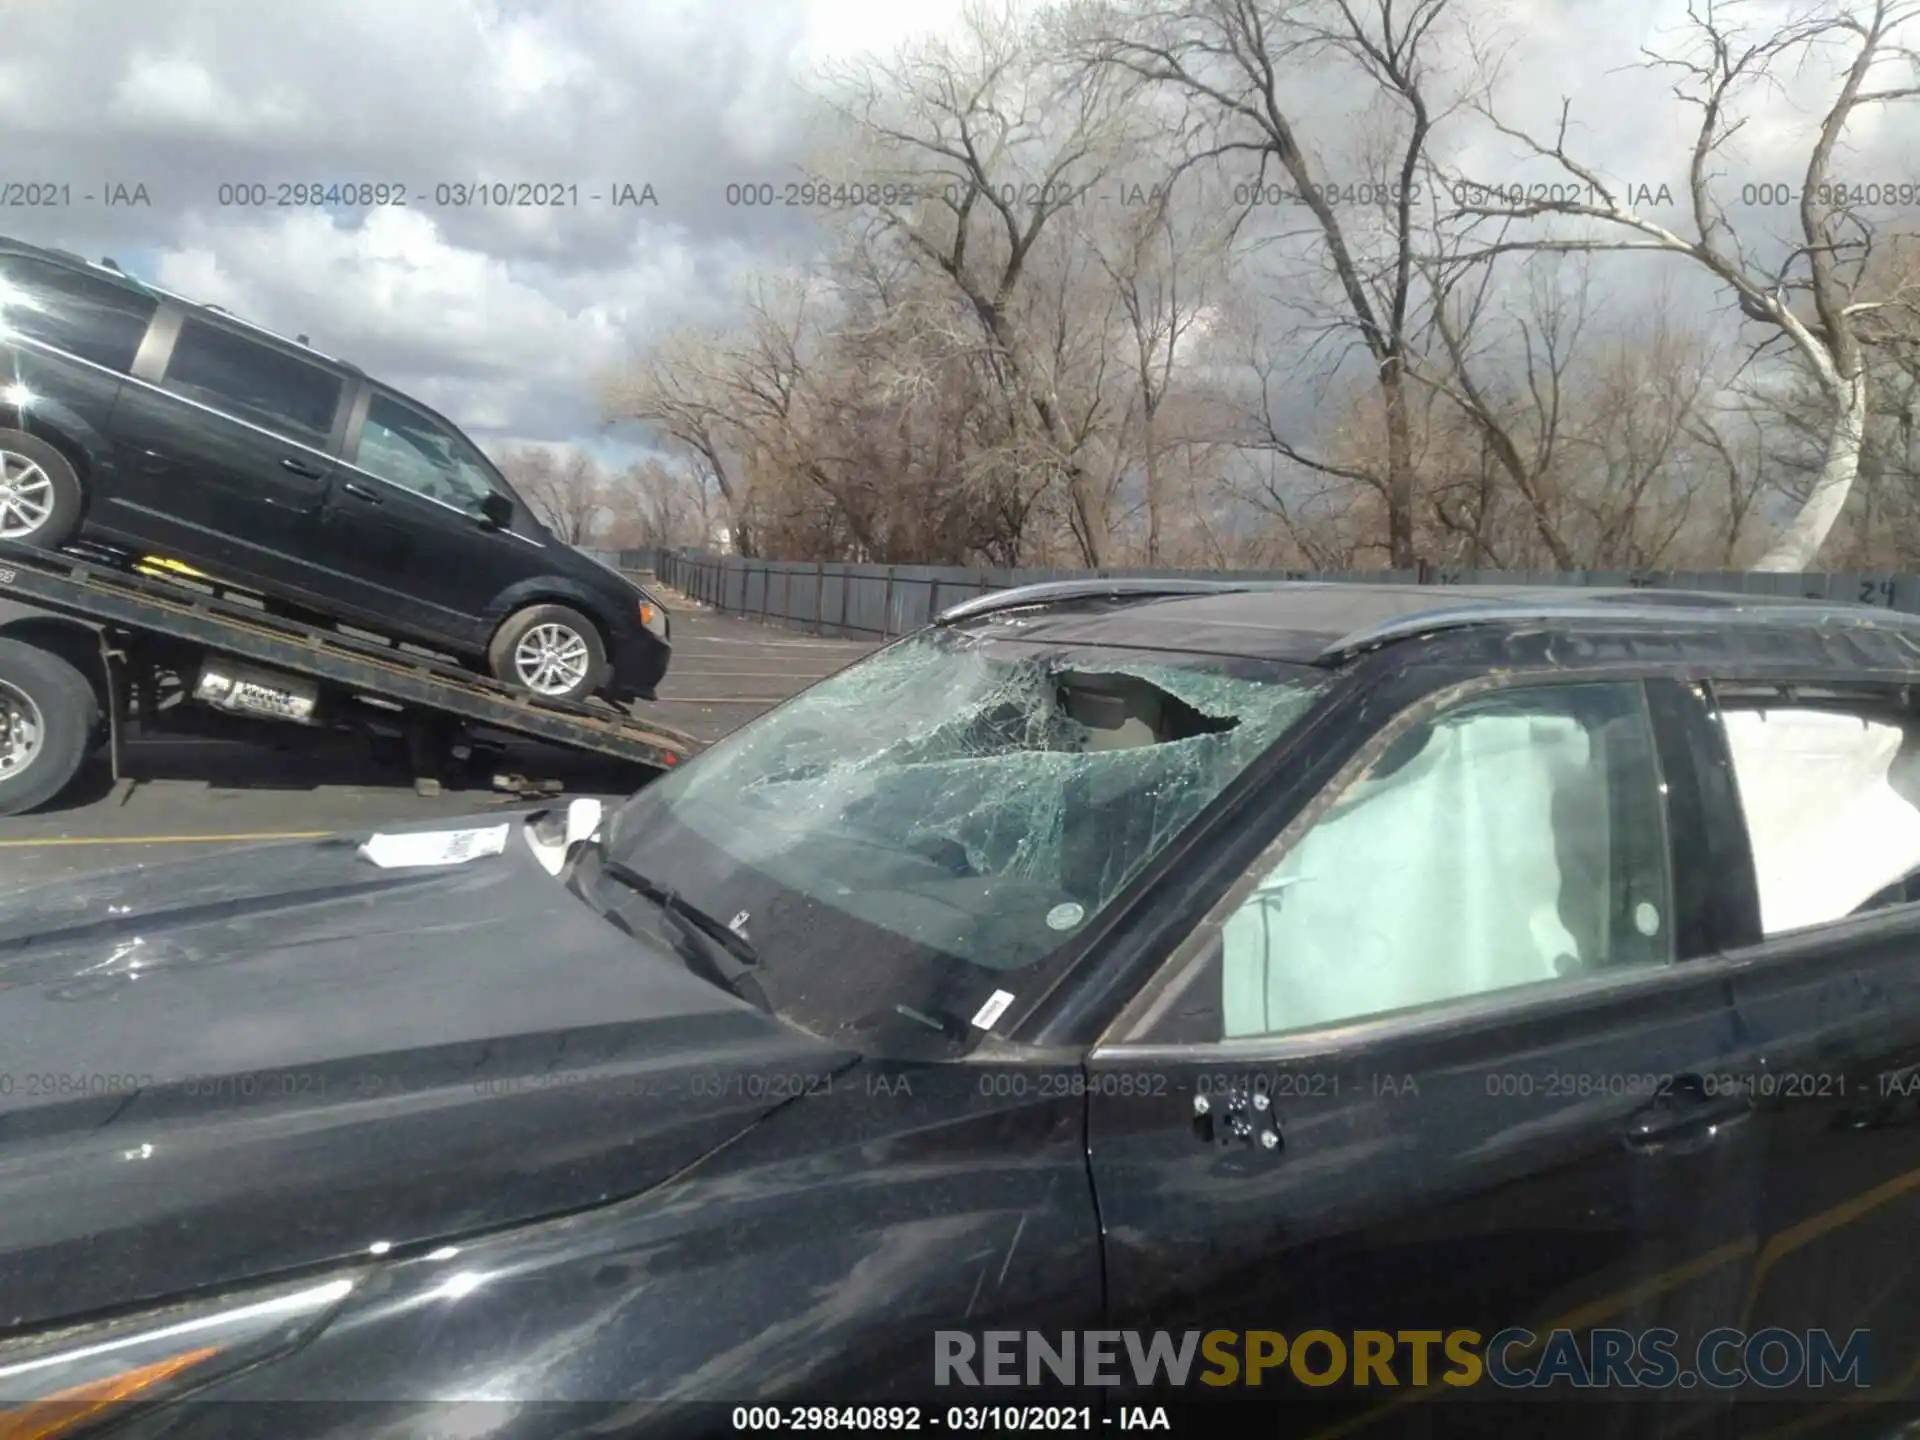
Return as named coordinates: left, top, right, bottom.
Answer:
left=0, top=812, right=854, bottom=1331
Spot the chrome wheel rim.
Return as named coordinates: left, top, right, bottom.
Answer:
left=512, top=623, right=591, bottom=696
left=0, top=451, right=54, bottom=539
left=0, top=679, right=43, bottom=776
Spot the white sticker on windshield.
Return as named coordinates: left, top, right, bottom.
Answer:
left=1046, top=902, right=1085, bottom=931
left=971, top=989, right=1016, bottom=1030
left=359, top=824, right=510, bottom=869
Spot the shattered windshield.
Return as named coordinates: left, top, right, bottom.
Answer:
left=605, top=626, right=1325, bottom=1049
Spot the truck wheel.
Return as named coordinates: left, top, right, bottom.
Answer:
left=0, top=618, right=109, bottom=721
left=0, top=637, right=99, bottom=816
left=0, top=430, right=84, bottom=549
left=487, top=604, right=607, bottom=703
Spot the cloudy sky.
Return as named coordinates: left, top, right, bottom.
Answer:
left=1, top=0, right=1912, bottom=471
left=0, top=0, right=972, bottom=465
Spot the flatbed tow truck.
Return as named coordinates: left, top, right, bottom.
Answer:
left=0, top=541, right=702, bottom=817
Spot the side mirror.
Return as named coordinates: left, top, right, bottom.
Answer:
left=478, top=492, right=514, bottom=528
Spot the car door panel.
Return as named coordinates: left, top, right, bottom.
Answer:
left=321, top=468, right=539, bottom=649
left=1721, top=923, right=1913, bottom=1426
left=1693, top=684, right=1920, bottom=1431
left=104, top=381, right=336, bottom=583
left=317, top=388, right=544, bottom=650
left=1083, top=675, right=1761, bottom=1436
left=1087, top=972, right=1760, bottom=1434
left=102, top=312, right=347, bottom=592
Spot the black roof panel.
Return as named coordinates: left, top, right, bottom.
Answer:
left=940, top=579, right=1920, bottom=665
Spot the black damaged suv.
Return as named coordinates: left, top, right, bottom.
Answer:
left=0, top=234, right=670, bottom=704
left=3, top=578, right=1920, bottom=1437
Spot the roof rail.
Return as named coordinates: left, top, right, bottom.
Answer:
left=1315, top=596, right=1920, bottom=666
left=0, top=242, right=337, bottom=360
left=935, top=576, right=1282, bottom=626
left=146, top=285, right=340, bottom=363
left=0, top=235, right=83, bottom=265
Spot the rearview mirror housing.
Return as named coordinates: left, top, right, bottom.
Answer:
left=478, top=492, right=514, bottom=527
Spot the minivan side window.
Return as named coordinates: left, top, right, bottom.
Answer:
left=162, top=318, right=343, bottom=448
left=1715, top=687, right=1920, bottom=933
left=1213, top=681, right=1673, bottom=1039
left=352, top=393, right=499, bottom=510
left=0, top=256, right=157, bottom=372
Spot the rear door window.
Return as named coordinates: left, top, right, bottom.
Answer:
left=1714, top=687, right=1920, bottom=932
left=161, top=317, right=344, bottom=448
left=0, top=255, right=157, bottom=372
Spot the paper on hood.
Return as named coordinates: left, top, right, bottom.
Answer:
left=359, top=824, right=510, bottom=869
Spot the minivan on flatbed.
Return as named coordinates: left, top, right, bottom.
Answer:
left=0, top=234, right=669, bottom=705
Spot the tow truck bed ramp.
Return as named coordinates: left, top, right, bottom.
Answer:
left=0, top=543, right=700, bottom=771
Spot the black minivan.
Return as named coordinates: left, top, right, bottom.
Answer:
left=0, top=235, right=670, bottom=704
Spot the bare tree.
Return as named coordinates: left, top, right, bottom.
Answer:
left=1683, top=404, right=1774, bottom=565
left=1408, top=250, right=1723, bottom=567
left=598, top=457, right=715, bottom=550
left=498, top=446, right=612, bottom=545
left=602, top=329, right=762, bottom=555
left=1449, top=0, right=1920, bottom=570
left=602, top=0, right=1920, bottom=577
left=820, top=0, right=1145, bottom=564
left=1076, top=164, right=1233, bottom=561
left=1417, top=249, right=1589, bottom=566
left=1747, top=294, right=1920, bottom=566
left=1059, top=0, right=1467, bottom=568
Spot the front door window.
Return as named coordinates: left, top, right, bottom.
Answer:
left=1218, top=681, right=1674, bottom=1037
left=353, top=393, right=499, bottom=511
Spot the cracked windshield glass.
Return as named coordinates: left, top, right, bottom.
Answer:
left=609, top=625, right=1324, bottom=1045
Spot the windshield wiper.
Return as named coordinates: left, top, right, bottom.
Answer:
left=573, top=850, right=771, bottom=1012
left=595, top=854, right=761, bottom=969
left=560, top=840, right=768, bottom=1006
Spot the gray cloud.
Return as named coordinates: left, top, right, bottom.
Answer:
left=0, top=0, right=866, bottom=452
left=0, top=0, right=1911, bottom=464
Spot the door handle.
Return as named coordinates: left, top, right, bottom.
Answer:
left=340, top=481, right=382, bottom=504
left=1623, top=1078, right=1753, bottom=1153
left=281, top=457, right=326, bottom=480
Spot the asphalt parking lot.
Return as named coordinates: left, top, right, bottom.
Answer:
left=0, top=589, right=879, bottom=892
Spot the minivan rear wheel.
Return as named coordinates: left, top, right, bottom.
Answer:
left=0, top=431, right=83, bottom=549
left=488, top=604, right=607, bottom=704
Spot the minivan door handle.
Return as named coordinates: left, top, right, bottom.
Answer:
left=340, top=480, right=383, bottom=504
left=280, top=457, right=326, bottom=480
left=1622, top=1078, right=1753, bottom=1154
